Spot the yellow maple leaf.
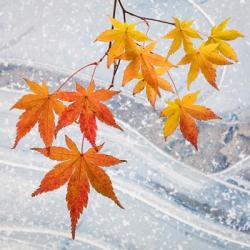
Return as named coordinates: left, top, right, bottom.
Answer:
left=162, top=17, right=202, bottom=57
left=96, top=17, right=151, bottom=66
left=178, top=43, right=231, bottom=89
left=133, top=67, right=174, bottom=107
left=206, top=18, right=244, bottom=61
left=160, top=91, right=220, bottom=149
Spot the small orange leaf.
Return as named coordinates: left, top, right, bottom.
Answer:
left=11, top=79, right=65, bottom=148
left=133, top=67, right=174, bottom=107
left=55, top=81, right=122, bottom=148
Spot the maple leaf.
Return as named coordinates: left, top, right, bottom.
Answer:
left=163, top=17, right=202, bottom=57
left=120, top=41, right=172, bottom=95
left=32, top=135, right=125, bottom=239
left=206, top=18, right=244, bottom=61
left=178, top=43, right=231, bottom=89
left=55, top=81, right=122, bottom=148
left=133, top=67, right=174, bottom=107
left=11, top=79, right=65, bottom=148
left=160, top=91, right=220, bottom=149
left=96, top=17, right=151, bottom=67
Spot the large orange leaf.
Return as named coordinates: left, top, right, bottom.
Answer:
left=55, top=81, right=122, bottom=148
left=11, top=79, right=65, bottom=148
left=32, top=135, right=125, bottom=239
left=160, top=91, right=220, bottom=149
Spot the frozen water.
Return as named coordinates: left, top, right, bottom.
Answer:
left=0, top=0, right=250, bottom=249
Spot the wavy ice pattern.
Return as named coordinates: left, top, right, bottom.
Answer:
left=0, top=0, right=250, bottom=249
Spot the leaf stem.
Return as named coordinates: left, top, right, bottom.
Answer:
left=56, top=52, right=107, bottom=92
left=81, top=135, right=84, bottom=153
left=167, top=70, right=180, bottom=99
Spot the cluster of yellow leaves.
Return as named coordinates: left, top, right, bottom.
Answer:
left=164, top=17, right=243, bottom=89
left=96, top=17, right=174, bottom=107
left=97, top=17, right=243, bottom=148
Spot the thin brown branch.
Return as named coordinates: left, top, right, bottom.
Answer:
left=56, top=52, right=107, bottom=92
left=109, top=59, right=121, bottom=89
left=109, top=0, right=118, bottom=50
left=112, top=0, right=118, bottom=19
left=118, top=0, right=175, bottom=25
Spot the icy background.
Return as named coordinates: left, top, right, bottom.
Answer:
left=0, top=0, right=250, bottom=249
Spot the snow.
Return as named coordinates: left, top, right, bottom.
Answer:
left=0, top=0, right=250, bottom=249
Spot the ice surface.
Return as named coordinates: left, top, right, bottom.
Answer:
left=0, top=0, right=250, bottom=249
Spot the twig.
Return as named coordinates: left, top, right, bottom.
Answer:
left=112, top=0, right=118, bottom=20
left=117, top=0, right=175, bottom=25
left=56, top=0, right=175, bottom=92
left=56, top=52, right=107, bottom=92
left=109, top=59, right=121, bottom=89
left=109, top=0, right=118, bottom=50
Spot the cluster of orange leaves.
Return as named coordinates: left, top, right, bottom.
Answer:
left=11, top=16, right=243, bottom=239
left=11, top=79, right=125, bottom=239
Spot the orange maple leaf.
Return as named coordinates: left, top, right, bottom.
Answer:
left=32, top=135, right=125, bottom=239
left=55, top=81, right=122, bottom=148
left=133, top=67, right=174, bottom=107
left=11, top=79, right=65, bottom=148
left=160, top=91, right=220, bottom=149
left=120, top=41, right=172, bottom=95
